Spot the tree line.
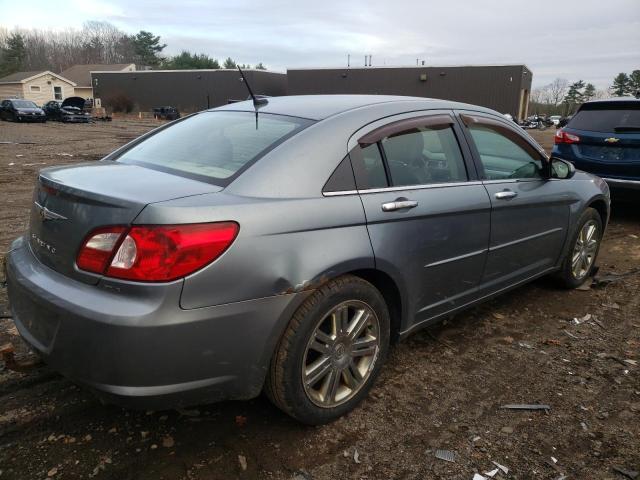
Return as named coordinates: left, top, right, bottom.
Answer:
left=530, top=70, right=640, bottom=116
left=0, top=22, right=266, bottom=77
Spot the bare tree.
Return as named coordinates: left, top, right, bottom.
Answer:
left=547, top=78, right=569, bottom=107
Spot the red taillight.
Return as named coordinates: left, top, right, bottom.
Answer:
left=77, top=226, right=128, bottom=274
left=554, top=129, right=580, bottom=144
left=76, top=222, right=239, bottom=282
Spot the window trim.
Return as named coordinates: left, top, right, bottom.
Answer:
left=358, top=114, right=455, bottom=147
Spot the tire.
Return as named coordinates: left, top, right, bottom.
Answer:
left=557, top=207, right=603, bottom=288
left=265, top=275, right=390, bottom=425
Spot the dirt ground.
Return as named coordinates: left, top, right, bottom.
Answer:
left=0, top=121, right=638, bottom=480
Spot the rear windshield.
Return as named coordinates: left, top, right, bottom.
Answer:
left=116, top=111, right=313, bottom=185
left=568, top=103, right=640, bottom=132
left=13, top=100, right=38, bottom=108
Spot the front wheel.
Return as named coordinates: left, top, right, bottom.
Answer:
left=265, top=275, right=390, bottom=425
left=557, top=207, right=603, bottom=288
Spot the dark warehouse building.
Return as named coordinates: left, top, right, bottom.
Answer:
left=91, top=69, right=287, bottom=112
left=287, top=65, right=532, bottom=120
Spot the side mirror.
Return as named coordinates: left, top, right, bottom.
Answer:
left=549, top=157, right=575, bottom=179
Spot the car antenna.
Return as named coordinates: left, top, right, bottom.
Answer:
left=237, top=66, right=268, bottom=129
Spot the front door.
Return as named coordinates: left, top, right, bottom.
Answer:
left=350, top=112, right=491, bottom=331
left=458, top=112, right=571, bottom=293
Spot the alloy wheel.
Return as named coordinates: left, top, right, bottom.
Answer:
left=301, top=300, right=380, bottom=408
left=571, top=220, right=599, bottom=280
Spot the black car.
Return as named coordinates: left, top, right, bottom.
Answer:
left=0, top=99, right=46, bottom=122
left=43, top=97, right=91, bottom=123
left=152, top=106, right=181, bottom=120
left=552, top=98, right=640, bottom=194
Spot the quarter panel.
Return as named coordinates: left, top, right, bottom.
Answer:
left=136, top=192, right=374, bottom=309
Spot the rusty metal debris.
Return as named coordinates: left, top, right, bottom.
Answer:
left=0, top=343, right=42, bottom=373
left=435, top=449, right=456, bottom=462
left=592, top=268, right=640, bottom=288
left=500, top=403, right=551, bottom=411
left=613, top=466, right=639, bottom=479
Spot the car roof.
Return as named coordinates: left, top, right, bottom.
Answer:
left=213, top=94, right=496, bottom=121
left=583, top=96, right=640, bottom=105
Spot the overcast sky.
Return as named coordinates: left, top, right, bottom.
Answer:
left=1, top=0, right=639, bottom=88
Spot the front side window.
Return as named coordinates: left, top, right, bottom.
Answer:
left=53, top=86, right=62, bottom=100
left=381, top=126, right=467, bottom=187
left=468, top=124, right=544, bottom=180
left=117, top=111, right=312, bottom=185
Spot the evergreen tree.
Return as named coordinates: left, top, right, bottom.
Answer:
left=132, top=31, right=166, bottom=67
left=223, top=57, right=237, bottom=69
left=0, top=33, right=26, bottom=76
left=611, top=72, right=630, bottom=96
left=583, top=83, right=596, bottom=101
left=563, top=80, right=585, bottom=114
left=255, top=62, right=266, bottom=70
left=163, top=51, right=220, bottom=69
left=629, top=70, right=640, bottom=96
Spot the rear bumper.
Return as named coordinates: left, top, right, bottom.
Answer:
left=6, top=236, right=308, bottom=408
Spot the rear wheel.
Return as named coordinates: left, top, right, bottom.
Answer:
left=557, top=207, right=603, bottom=288
left=265, top=275, right=390, bottom=424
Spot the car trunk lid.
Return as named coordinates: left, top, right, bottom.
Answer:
left=29, top=161, right=221, bottom=284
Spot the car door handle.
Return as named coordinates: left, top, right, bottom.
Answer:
left=494, top=190, right=518, bottom=200
left=381, top=199, right=418, bottom=212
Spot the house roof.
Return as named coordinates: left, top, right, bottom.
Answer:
left=0, top=70, right=76, bottom=86
left=60, top=64, right=134, bottom=87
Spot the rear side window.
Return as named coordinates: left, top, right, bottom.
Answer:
left=381, top=126, right=467, bottom=186
left=117, top=111, right=313, bottom=185
left=568, top=103, right=640, bottom=132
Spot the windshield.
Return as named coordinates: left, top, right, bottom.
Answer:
left=116, top=111, right=313, bottom=185
left=568, top=103, right=640, bottom=132
left=13, top=100, right=38, bottom=108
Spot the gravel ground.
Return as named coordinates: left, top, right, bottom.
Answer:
left=0, top=121, right=638, bottom=480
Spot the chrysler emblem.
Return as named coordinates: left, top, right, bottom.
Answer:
left=604, top=137, right=620, bottom=144
left=34, top=202, right=67, bottom=221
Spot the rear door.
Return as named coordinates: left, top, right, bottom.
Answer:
left=457, top=112, right=571, bottom=293
left=350, top=111, right=491, bottom=329
left=564, top=101, right=640, bottom=180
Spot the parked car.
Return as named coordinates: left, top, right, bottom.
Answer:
left=6, top=95, right=610, bottom=424
left=0, top=98, right=46, bottom=122
left=552, top=98, right=640, bottom=193
left=152, top=106, right=181, bottom=120
left=549, top=115, right=562, bottom=126
left=43, top=97, right=91, bottom=123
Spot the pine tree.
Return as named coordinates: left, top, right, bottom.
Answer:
left=563, top=80, right=585, bottom=114
left=132, top=31, right=166, bottom=67
left=0, top=33, right=26, bottom=76
left=611, top=73, right=630, bottom=97
left=583, top=83, right=596, bottom=101
left=223, top=57, right=237, bottom=69
left=629, top=70, right=640, bottom=97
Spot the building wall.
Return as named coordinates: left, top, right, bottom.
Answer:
left=92, top=70, right=288, bottom=113
left=74, top=87, right=94, bottom=99
left=0, top=83, right=24, bottom=100
left=22, top=75, right=75, bottom=104
left=287, top=66, right=533, bottom=120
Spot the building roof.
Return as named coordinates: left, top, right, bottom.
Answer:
left=0, top=70, right=76, bottom=85
left=0, top=71, right=46, bottom=83
left=60, top=64, right=135, bottom=87
left=216, top=94, right=494, bottom=121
